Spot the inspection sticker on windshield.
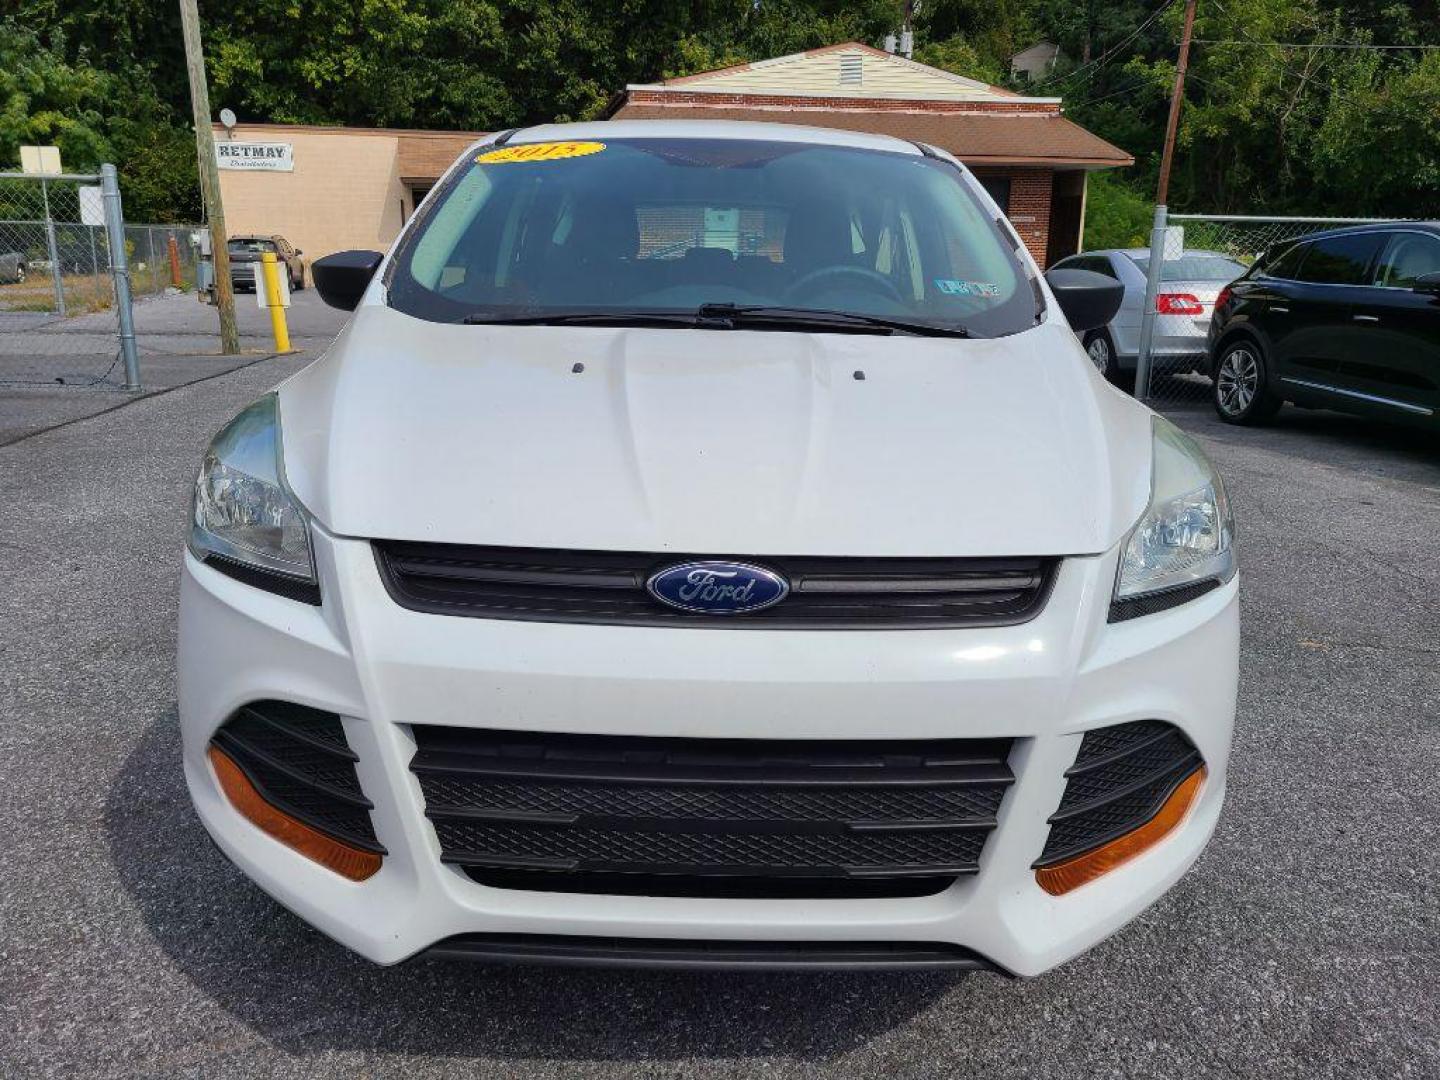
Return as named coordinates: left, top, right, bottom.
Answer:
left=935, top=279, right=1000, bottom=297
left=476, top=141, right=606, bottom=165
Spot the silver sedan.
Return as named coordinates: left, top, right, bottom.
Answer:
left=1050, top=249, right=1247, bottom=388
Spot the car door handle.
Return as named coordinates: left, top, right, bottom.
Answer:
left=1269, top=305, right=1290, bottom=313
left=1352, top=314, right=1380, bottom=324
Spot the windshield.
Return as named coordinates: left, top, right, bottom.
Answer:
left=229, top=239, right=277, bottom=254
left=386, top=138, right=1038, bottom=337
left=1128, top=254, right=1247, bottom=282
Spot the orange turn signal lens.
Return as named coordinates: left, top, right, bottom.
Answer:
left=208, top=745, right=382, bottom=882
left=1035, top=767, right=1206, bottom=897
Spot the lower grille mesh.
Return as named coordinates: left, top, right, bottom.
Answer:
left=420, top=775, right=1007, bottom=825
left=410, top=727, right=1015, bottom=896
left=1035, top=719, right=1203, bottom=867
left=431, top=820, right=990, bottom=875
left=211, top=701, right=384, bottom=854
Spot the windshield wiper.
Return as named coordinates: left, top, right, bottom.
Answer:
left=461, top=304, right=971, bottom=337
left=695, top=303, right=971, bottom=338
left=462, top=309, right=702, bottom=327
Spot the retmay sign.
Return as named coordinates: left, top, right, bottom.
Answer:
left=215, top=142, right=294, bottom=172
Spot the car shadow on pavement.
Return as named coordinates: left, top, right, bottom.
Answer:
left=1164, top=403, right=1440, bottom=484
left=106, top=710, right=965, bottom=1064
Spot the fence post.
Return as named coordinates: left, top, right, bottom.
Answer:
left=1135, top=204, right=1167, bottom=405
left=100, top=164, right=141, bottom=391
left=87, top=225, right=103, bottom=307
left=40, top=177, right=68, bottom=317
left=147, top=228, right=161, bottom=294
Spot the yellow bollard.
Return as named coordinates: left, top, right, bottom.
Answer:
left=260, top=251, right=292, bottom=353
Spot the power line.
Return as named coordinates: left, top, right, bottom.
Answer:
left=1068, top=80, right=1153, bottom=109
left=1206, top=0, right=1390, bottom=113
left=1193, top=39, right=1439, bottom=50
left=1045, top=0, right=1181, bottom=90
left=1067, top=64, right=1174, bottom=110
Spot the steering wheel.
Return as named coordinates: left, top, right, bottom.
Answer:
left=785, top=264, right=904, bottom=304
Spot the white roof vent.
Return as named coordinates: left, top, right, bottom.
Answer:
left=838, top=54, right=863, bottom=86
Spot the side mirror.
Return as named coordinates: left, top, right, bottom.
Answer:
left=312, top=249, right=383, bottom=310
left=1044, top=267, right=1125, bottom=333
left=1412, top=271, right=1440, bottom=295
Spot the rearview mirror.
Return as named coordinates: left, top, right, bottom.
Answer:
left=1412, top=271, right=1440, bottom=295
left=1044, top=267, right=1125, bottom=333
left=312, top=250, right=383, bottom=310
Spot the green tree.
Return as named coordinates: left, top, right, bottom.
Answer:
left=0, top=21, right=112, bottom=170
left=1081, top=170, right=1153, bottom=249
left=1311, top=51, right=1440, bottom=215
left=912, top=37, right=1006, bottom=87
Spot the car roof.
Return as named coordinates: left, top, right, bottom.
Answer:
left=1271, top=221, right=1440, bottom=246
left=495, top=119, right=926, bottom=157
left=1066, top=249, right=1234, bottom=260
left=1116, top=248, right=1233, bottom=259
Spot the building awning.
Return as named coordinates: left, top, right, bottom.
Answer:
left=397, top=131, right=487, bottom=185
left=608, top=103, right=1132, bottom=169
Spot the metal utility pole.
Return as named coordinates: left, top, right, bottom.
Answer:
left=1156, top=0, right=1198, bottom=205
left=178, top=0, right=240, bottom=355
left=1137, top=0, right=1199, bottom=404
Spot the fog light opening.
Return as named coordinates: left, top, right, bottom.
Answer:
left=208, top=745, right=382, bottom=881
left=1035, top=767, right=1206, bottom=897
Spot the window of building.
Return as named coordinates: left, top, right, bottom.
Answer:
left=978, top=177, right=1011, bottom=213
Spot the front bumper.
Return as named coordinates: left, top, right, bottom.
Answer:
left=178, top=524, right=1238, bottom=977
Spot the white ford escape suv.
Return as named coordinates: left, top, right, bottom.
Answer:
left=180, top=121, right=1238, bottom=976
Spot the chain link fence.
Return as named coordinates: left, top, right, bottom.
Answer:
left=1135, top=211, right=1400, bottom=407
left=1, top=170, right=198, bottom=390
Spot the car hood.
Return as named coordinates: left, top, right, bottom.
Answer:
left=279, top=306, right=1153, bottom=557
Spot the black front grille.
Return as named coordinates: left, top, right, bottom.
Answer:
left=211, top=701, right=384, bottom=854
left=374, top=541, right=1058, bottom=629
left=1035, top=719, right=1203, bottom=867
left=409, top=727, right=1015, bottom=896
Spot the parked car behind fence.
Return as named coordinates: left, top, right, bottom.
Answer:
left=0, top=251, right=25, bottom=285
left=227, top=235, right=307, bottom=292
left=1051, top=248, right=1248, bottom=389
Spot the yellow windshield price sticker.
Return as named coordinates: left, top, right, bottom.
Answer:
left=476, top=141, right=606, bottom=165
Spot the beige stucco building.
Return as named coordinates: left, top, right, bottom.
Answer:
left=213, top=123, right=481, bottom=268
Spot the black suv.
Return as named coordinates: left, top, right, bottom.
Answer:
left=1208, top=222, right=1440, bottom=427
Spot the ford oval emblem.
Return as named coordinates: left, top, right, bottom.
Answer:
left=646, top=560, right=790, bottom=616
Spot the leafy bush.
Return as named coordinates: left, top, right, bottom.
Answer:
left=1081, top=172, right=1153, bottom=251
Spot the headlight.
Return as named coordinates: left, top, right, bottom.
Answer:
left=189, top=393, right=318, bottom=602
left=1112, top=417, right=1234, bottom=619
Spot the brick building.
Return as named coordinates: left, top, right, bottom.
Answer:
left=606, top=42, right=1133, bottom=266
left=214, top=43, right=1129, bottom=269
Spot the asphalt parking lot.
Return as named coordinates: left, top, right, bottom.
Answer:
left=2, top=301, right=1437, bottom=1078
